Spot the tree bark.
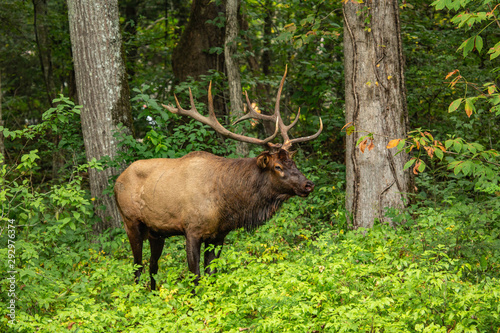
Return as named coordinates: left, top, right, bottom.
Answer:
left=0, top=71, right=4, bottom=160
left=33, top=0, right=56, bottom=106
left=172, top=0, right=225, bottom=82
left=67, top=0, right=134, bottom=232
left=33, top=0, right=66, bottom=180
left=343, top=1, right=411, bottom=229
left=225, top=0, right=248, bottom=156
left=172, top=0, right=226, bottom=118
left=120, top=0, right=140, bottom=80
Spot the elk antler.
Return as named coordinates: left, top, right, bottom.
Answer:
left=163, top=66, right=322, bottom=150
left=162, top=83, right=279, bottom=146
left=233, top=65, right=323, bottom=151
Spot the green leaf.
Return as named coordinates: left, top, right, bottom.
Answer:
left=462, top=37, right=475, bottom=57
left=356, top=135, right=368, bottom=146
left=418, top=161, right=426, bottom=173
left=448, top=98, right=462, bottom=113
left=346, top=126, right=355, bottom=136
left=435, top=148, right=444, bottom=160
left=461, top=161, right=472, bottom=176
left=453, top=161, right=464, bottom=175
left=396, top=139, right=406, bottom=150
left=488, top=42, right=500, bottom=60
left=453, top=140, right=463, bottom=153
left=403, top=158, right=416, bottom=170
left=475, top=35, right=483, bottom=53
left=480, top=255, right=488, bottom=270
left=432, top=0, right=446, bottom=10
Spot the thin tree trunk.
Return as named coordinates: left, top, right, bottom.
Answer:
left=0, top=71, right=4, bottom=160
left=262, top=0, right=272, bottom=78
left=121, top=0, right=140, bottom=80
left=343, top=1, right=411, bottom=228
left=33, top=0, right=66, bottom=179
left=33, top=0, right=56, bottom=106
left=225, top=0, right=248, bottom=156
left=67, top=0, right=134, bottom=232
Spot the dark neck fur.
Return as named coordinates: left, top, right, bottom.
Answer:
left=216, top=158, right=291, bottom=232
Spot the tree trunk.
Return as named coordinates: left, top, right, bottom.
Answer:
left=343, top=1, right=411, bottom=229
left=0, top=71, right=4, bottom=160
left=121, top=0, right=140, bottom=80
left=33, top=0, right=56, bottom=106
left=67, top=0, right=134, bottom=233
left=225, top=0, right=248, bottom=156
left=172, top=0, right=226, bottom=114
left=172, top=0, right=225, bottom=82
left=34, top=0, right=65, bottom=179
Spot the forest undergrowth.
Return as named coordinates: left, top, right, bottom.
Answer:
left=1, top=152, right=499, bottom=332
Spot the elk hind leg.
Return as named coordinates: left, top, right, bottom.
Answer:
left=204, top=238, right=224, bottom=275
left=148, top=233, right=165, bottom=291
left=185, top=235, right=202, bottom=285
left=124, top=220, right=147, bottom=284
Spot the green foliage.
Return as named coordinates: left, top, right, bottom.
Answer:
left=2, top=144, right=499, bottom=332
left=112, top=82, right=239, bottom=168
left=2, top=194, right=499, bottom=332
left=2, top=2, right=500, bottom=332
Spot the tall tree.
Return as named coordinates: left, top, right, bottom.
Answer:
left=33, top=0, right=66, bottom=178
left=171, top=0, right=225, bottom=82
left=0, top=71, right=3, bottom=160
left=224, top=0, right=248, bottom=155
left=33, top=0, right=56, bottom=106
left=67, top=0, right=134, bottom=232
left=343, top=1, right=412, bottom=228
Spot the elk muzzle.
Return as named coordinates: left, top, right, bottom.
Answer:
left=296, top=179, right=315, bottom=197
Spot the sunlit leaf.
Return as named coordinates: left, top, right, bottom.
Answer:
left=396, top=139, right=406, bottom=150
left=445, top=69, right=459, bottom=79
left=434, top=148, right=444, bottom=160
left=386, top=139, right=401, bottom=149
left=464, top=98, right=474, bottom=117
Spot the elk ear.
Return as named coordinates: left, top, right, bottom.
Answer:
left=257, top=152, right=271, bottom=169
left=288, top=150, right=297, bottom=159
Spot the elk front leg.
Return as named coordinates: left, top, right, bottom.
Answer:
left=185, top=235, right=202, bottom=284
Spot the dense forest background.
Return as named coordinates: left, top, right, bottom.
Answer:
left=0, top=0, right=499, bottom=331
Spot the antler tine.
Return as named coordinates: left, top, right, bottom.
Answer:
left=272, top=65, right=295, bottom=147
left=162, top=82, right=279, bottom=146
left=282, top=117, right=323, bottom=151
left=233, top=64, right=288, bottom=127
left=273, top=65, right=323, bottom=151
left=232, top=91, right=275, bottom=125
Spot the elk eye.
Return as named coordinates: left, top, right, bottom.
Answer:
left=274, top=165, right=282, bottom=172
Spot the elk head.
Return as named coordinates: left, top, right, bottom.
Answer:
left=253, top=149, right=313, bottom=198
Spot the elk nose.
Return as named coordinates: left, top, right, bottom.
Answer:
left=304, top=180, right=315, bottom=193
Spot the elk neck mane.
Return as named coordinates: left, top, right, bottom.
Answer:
left=215, top=156, right=291, bottom=232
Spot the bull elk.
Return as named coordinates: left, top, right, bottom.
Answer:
left=115, top=69, right=322, bottom=290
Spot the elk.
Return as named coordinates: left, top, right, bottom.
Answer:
left=115, top=69, right=322, bottom=290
